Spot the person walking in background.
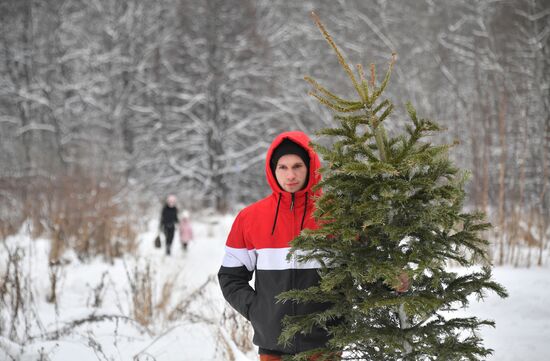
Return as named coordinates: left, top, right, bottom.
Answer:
left=179, top=210, right=193, bottom=251
left=160, top=194, right=178, bottom=256
left=217, top=131, right=335, bottom=360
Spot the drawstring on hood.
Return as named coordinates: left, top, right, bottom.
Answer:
left=300, top=192, right=308, bottom=230
left=271, top=193, right=282, bottom=235
left=266, top=131, right=321, bottom=235
left=270, top=191, right=309, bottom=236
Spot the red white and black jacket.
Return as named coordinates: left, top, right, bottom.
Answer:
left=218, top=131, right=330, bottom=354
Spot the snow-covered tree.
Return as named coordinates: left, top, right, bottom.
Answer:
left=0, top=0, right=547, bottom=252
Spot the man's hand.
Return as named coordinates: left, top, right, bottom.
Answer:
left=394, top=272, right=410, bottom=293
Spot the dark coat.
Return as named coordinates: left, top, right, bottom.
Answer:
left=160, top=205, right=178, bottom=230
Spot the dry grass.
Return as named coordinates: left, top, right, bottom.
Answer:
left=125, top=261, right=154, bottom=328
left=492, top=207, right=549, bottom=267
left=155, top=276, right=177, bottom=320
left=0, top=244, right=43, bottom=343
left=45, top=259, right=64, bottom=309
left=88, top=271, right=109, bottom=308
left=220, top=305, right=255, bottom=355
left=0, top=171, right=140, bottom=262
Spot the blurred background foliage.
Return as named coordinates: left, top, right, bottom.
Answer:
left=0, top=0, right=548, bottom=265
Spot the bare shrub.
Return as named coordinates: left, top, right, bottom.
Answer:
left=88, top=271, right=109, bottom=308
left=34, top=313, right=151, bottom=342
left=215, top=328, right=236, bottom=361
left=124, top=261, right=219, bottom=331
left=86, top=330, right=110, bottom=361
left=0, top=244, right=43, bottom=343
left=492, top=207, right=549, bottom=267
left=125, top=261, right=154, bottom=328
left=0, top=176, right=29, bottom=239
left=0, top=170, right=142, bottom=262
left=40, top=172, right=139, bottom=262
left=0, top=336, right=20, bottom=361
left=46, top=259, right=64, bottom=310
left=154, top=275, right=177, bottom=319
left=167, top=276, right=216, bottom=323
left=220, top=305, right=254, bottom=355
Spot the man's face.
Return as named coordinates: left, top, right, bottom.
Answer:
left=275, top=154, right=308, bottom=193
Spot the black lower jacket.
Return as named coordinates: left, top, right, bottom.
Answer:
left=218, top=264, right=331, bottom=354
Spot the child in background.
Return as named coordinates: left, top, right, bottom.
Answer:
left=179, top=210, right=193, bottom=250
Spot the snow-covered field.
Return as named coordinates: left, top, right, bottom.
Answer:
left=1, top=215, right=549, bottom=360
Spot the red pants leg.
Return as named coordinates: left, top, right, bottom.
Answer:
left=259, top=355, right=283, bottom=361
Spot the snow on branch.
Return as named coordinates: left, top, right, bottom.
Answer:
left=15, top=123, right=56, bottom=136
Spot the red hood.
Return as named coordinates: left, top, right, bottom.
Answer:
left=265, top=131, right=322, bottom=196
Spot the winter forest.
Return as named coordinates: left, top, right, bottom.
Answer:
left=1, top=0, right=549, bottom=360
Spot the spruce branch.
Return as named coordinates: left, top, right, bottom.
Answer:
left=310, top=11, right=365, bottom=101
left=357, top=63, right=371, bottom=103
left=308, top=91, right=365, bottom=113
left=304, top=76, right=363, bottom=107
left=373, top=53, right=397, bottom=99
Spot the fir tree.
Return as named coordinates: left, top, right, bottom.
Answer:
left=278, top=13, right=508, bottom=361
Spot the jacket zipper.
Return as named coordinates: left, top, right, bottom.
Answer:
left=290, top=192, right=297, bottom=352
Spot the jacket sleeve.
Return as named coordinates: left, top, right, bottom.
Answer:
left=217, top=212, right=257, bottom=320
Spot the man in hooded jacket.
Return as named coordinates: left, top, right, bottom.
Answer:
left=218, top=131, right=334, bottom=360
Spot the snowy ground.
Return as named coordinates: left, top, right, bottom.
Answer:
left=456, top=266, right=550, bottom=360
left=1, top=215, right=549, bottom=360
